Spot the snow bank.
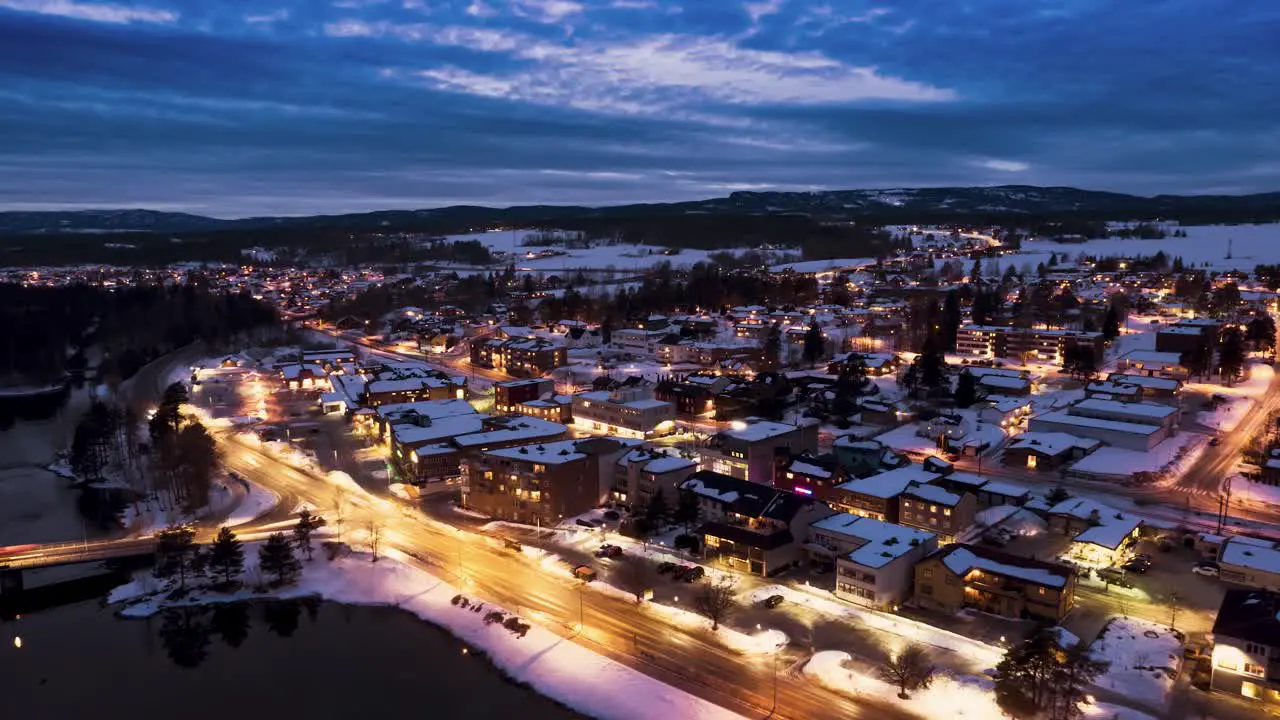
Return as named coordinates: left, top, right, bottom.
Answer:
left=1234, top=473, right=1280, bottom=507
left=1196, top=396, right=1253, bottom=432
left=804, top=651, right=1003, bottom=719
left=109, top=546, right=744, bottom=720
left=1187, top=361, right=1274, bottom=400
left=747, top=584, right=1003, bottom=669
left=222, top=477, right=280, bottom=528
left=645, top=602, right=787, bottom=655
left=1089, top=617, right=1182, bottom=709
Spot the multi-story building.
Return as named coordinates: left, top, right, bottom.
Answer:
left=362, top=365, right=467, bottom=406
left=898, top=483, right=977, bottom=544
left=495, top=378, right=554, bottom=413
left=698, top=419, right=818, bottom=486
left=571, top=385, right=676, bottom=440
left=807, top=514, right=937, bottom=609
left=681, top=470, right=835, bottom=576
left=460, top=437, right=639, bottom=525
left=913, top=543, right=1077, bottom=621
left=1211, top=589, right=1280, bottom=704
left=829, top=466, right=940, bottom=522
left=654, top=374, right=729, bottom=417
left=471, top=337, right=567, bottom=377
left=1218, top=538, right=1280, bottom=591
left=955, top=325, right=1105, bottom=364
left=610, top=447, right=697, bottom=509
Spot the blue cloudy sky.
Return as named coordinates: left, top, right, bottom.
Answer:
left=0, top=0, right=1277, bottom=216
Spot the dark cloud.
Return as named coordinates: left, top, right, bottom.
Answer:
left=0, top=0, right=1276, bottom=215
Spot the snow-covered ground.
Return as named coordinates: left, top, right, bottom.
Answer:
left=769, top=257, right=875, bottom=273
left=1186, top=361, right=1275, bottom=399
left=1232, top=473, right=1280, bottom=507
left=1015, top=223, right=1280, bottom=273
left=746, top=584, right=1004, bottom=669
left=120, top=472, right=280, bottom=535
left=221, top=477, right=280, bottom=527
left=1068, top=433, right=1207, bottom=480
left=108, top=545, right=745, bottom=720
left=1196, top=396, right=1254, bottom=432
left=804, top=650, right=1002, bottom=719
left=1088, top=617, right=1182, bottom=710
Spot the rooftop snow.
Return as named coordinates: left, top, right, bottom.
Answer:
left=942, top=547, right=1069, bottom=588
left=836, top=466, right=939, bottom=499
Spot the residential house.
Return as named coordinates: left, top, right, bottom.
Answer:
left=1117, top=350, right=1190, bottom=380
left=913, top=543, right=1077, bottom=621
left=1002, top=432, right=1102, bottom=471
left=680, top=470, right=835, bottom=576
left=1047, top=498, right=1142, bottom=568
left=829, top=465, right=940, bottom=523
left=1219, top=538, right=1280, bottom=591
left=898, top=483, right=977, bottom=543
left=611, top=448, right=697, bottom=509
left=1210, top=589, right=1280, bottom=704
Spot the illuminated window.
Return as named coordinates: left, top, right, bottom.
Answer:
left=705, top=536, right=720, bottom=548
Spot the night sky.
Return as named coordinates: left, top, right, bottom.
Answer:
left=1, top=0, right=1276, bottom=216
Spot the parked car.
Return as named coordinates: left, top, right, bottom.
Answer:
left=502, top=538, right=523, bottom=552
left=762, top=594, right=785, bottom=609
left=572, top=565, right=598, bottom=582
left=680, top=566, right=705, bottom=582
left=594, top=544, right=622, bottom=559
left=1192, top=561, right=1220, bottom=577
left=656, top=561, right=677, bottom=575
left=1122, top=559, right=1150, bottom=574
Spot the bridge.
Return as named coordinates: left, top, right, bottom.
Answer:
left=0, top=538, right=158, bottom=594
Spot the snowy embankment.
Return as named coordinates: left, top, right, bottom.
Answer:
left=1068, top=433, right=1207, bottom=482
left=1088, top=617, right=1182, bottom=710
left=109, top=545, right=745, bottom=720
left=1233, top=473, right=1280, bottom=507
left=120, top=473, right=280, bottom=536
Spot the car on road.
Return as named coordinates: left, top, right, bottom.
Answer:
left=1192, top=561, right=1220, bottom=577
left=594, top=544, right=623, bottom=559
left=1209, top=436, right=1221, bottom=446
left=572, top=565, right=598, bottom=582
left=680, top=566, right=705, bottom=582
left=762, top=594, right=785, bottom=609
left=656, top=561, right=677, bottom=575
left=1122, top=558, right=1151, bottom=574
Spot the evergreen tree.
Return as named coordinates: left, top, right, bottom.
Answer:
left=1180, top=338, right=1213, bottom=382
left=154, top=525, right=201, bottom=591
left=993, top=627, right=1061, bottom=718
left=764, top=323, right=782, bottom=368
left=953, top=370, right=978, bottom=408
left=916, top=335, right=947, bottom=391
left=644, top=488, right=671, bottom=529
left=802, top=319, right=824, bottom=367
left=1218, top=326, right=1246, bottom=385
left=207, top=526, right=245, bottom=586
left=970, top=256, right=982, bottom=282
left=600, top=317, right=612, bottom=346
left=258, top=532, right=302, bottom=586
left=175, top=421, right=219, bottom=509
left=1049, top=644, right=1110, bottom=720
left=1246, top=313, right=1277, bottom=353
left=674, top=489, right=701, bottom=532
left=293, top=509, right=325, bottom=561
left=941, top=290, right=962, bottom=352
left=1101, top=305, right=1121, bottom=341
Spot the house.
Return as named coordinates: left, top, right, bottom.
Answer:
left=1210, top=589, right=1280, bottom=704
left=978, top=374, right=1033, bottom=396
left=807, top=514, right=937, bottom=609
left=461, top=437, right=640, bottom=525
left=979, top=396, right=1034, bottom=428
left=1068, top=398, right=1180, bottom=433
left=898, top=483, right=977, bottom=543
left=1003, top=432, right=1102, bottom=471
left=913, top=543, right=1077, bottom=621
left=1106, top=373, right=1182, bottom=402
left=610, top=449, right=697, bottom=509
left=680, top=470, right=835, bottom=576
left=1084, top=381, right=1142, bottom=403
left=1218, top=538, right=1280, bottom=591
left=571, top=385, right=676, bottom=440
left=833, top=436, right=905, bottom=477
left=515, top=395, right=573, bottom=424
left=776, top=453, right=842, bottom=500
left=829, top=465, right=940, bottom=523
left=827, top=352, right=899, bottom=377
left=698, top=419, right=818, bottom=486
left=1117, top=350, right=1190, bottom=380
left=1047, top=498, right=1142, bottom=568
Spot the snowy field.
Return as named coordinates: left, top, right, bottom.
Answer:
left=1196, top=396, right=1254, bottom=431
left=1088, top=617, right=1182, bottom=710
left=108, top=545, right=745, bottom=720
left=1233, top=473, right=1280, bottom=507
left=804, top=650, right=1001, bottom=719
left=1187, top=361, right=1275, bottom=400
left=440, top=230, right=779, bottom=271
left=769, top=257, right=876, bottom=273
left=1014, top=223, right=1280, bottom=272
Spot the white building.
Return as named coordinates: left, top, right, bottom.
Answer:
left=809, top=514, right=937, bottom=610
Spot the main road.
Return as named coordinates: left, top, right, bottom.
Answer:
left=218, top=433, right=915, bottom=720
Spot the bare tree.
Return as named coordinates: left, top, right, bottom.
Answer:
left=879, top=644, right=937, bottom=699
left=613, top=556, right=656, bottom=603
left=692, top=575, right=738, bottom=631
left=1168, top=590, right=1182, bottom=631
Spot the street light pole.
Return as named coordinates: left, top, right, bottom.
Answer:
left=769, top=653, right=778, bottom=718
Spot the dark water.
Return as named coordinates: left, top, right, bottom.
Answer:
left=0, top=599, right=580, bottom=720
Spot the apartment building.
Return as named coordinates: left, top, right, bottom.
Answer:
left=698, top=419, right=819, bottom=486
left=913, top=543, right=1077, bottom=621
left=610, top=447, right=697, bottom=509
left=898, top=483, right=977, bottom=543
left=955, top=325, right=1105, bottom=364
left=460, top=437, right=638, bottom=525
left=808, top=514, right=937, bottom=609
left=571, top=385, right=676, bottom=440
left=1211, top=590, right=1280, bottom=704
left=494, top=378, right=554, bottom=413
left=471, top=337, right=567, bottom=377
left=681, top=470, right=835, bottom=576
left=829, top=465, right=940, bottom=523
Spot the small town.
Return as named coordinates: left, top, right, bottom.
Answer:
left=7, top=220, right=1280, bottom=720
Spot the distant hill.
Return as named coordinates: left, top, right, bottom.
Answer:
left=2, top=185, right=1279, bottom=236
